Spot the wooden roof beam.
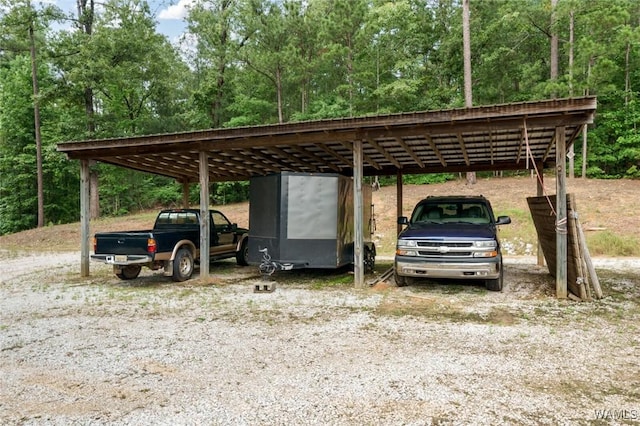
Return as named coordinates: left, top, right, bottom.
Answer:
left=241, top=148, right=301, bottom=173
left=269, top=146, right=319, bottom=172
left=456, top=132, right=471, bottom=166
left=234, top=150, right=282, bottom=174
left=567, top=123, right=586, bottom=147
left=394, top=136, right=425, bottom=168
left=289, top=145, right=341, bottom=172
left=363, top=114, right=590, bottom=141
left=209, top=155, right=261, bottom=176
left=489, top=131, right=495, bottom=165
left=516, top=128, right=525, bottom=164
left=543, top=131, right=556, bottom=162
left=108, top=157, right=192, bottom=180
left=210, top=154, right=258, bottom=174
left=424, top=134, right=447, bottom=167
left=151, top=153, right=200, bottom=171
left=318, top=144, right=353, bottom=168
left=371, top=159, right=548, bottom=176
left=340, top=141, right=382, bottom=170
left=252, top=148, right=303, bottom=172
left=366, top=136, right=402, bottom=169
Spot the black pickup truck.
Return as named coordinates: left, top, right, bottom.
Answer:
left=92, top=209, right=249, bottom=282
left=395, top=196, right=511, bottom=291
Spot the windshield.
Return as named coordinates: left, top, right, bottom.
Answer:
left=410, top=201, right=491, bottom=224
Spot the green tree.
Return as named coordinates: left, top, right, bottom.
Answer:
left=48, top=0, right=192, bottom=218
left=186, top=0, right=243, bottom=128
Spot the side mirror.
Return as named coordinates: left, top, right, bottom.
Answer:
left=230, top=223, right=238, bottom=231
left=397, top=216, right=409, bottom=225
left=496, top=216, right=511, bottom=225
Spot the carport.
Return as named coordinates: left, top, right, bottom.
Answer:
left=57, top=96, right=597, bottom=297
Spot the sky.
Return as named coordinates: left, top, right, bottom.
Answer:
left=50, top=0, right=192, bottom=43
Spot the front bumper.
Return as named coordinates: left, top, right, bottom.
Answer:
left=395, top=256, right=501, bottom=280
left=91, top=254, right=153, bottom=265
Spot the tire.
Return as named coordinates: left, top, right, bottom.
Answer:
left=236, top=238, right=249, bottom=266
left=486, top=264, right=504, bottom=291
left=115, top=265, right=141, bottom=280
left=394, top=270, right=411, bottom=287
left=172, top=248, right=194, bottom=282
left=364, top=245, right=376, bottom=274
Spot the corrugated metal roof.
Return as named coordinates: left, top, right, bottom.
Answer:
left=57, top=97, right=597, bottom=182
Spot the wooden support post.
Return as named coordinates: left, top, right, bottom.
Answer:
left=555, top=127, right=567, bottom=299
left=536, top=164, right=545, bottom=266
left=182, top=180, right=190, bottom=208
left=396, top=170, right=403, bottom=236
left=199, top=151, right=210, bottom=279
left=353, top=140, right=364, bottom=289
left=80, top=159, right=91, bottom=277
left=582, top=125, right=587, bottom=179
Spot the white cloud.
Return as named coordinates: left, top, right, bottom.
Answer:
left=158, top=0, right=194, bottom=20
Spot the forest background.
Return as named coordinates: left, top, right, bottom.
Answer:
left=1, top=0, right=639, bottom=235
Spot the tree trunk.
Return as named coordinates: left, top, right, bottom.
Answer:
left=568, top=10, right=574, bottom=178
left=582, top=58, right=593, bottom=179
left=29, top=20, right=44, bottom=228
left=346, top=33, right=354, bottom=117
left=462, top=0, right=475, bottom=185
left=276, top=66, right=283, bottom=123
left=550, top=0, right=558, bottom=87
left=462, top=0, right=472, bottom=107
left=625, top=41, right=630, bottom=108
left=77, top=0, right=100, bottom=218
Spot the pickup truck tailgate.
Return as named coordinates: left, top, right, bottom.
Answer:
left=94, top=231, right=153, bottom=255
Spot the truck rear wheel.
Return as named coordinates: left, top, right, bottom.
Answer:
left=236, top=239, right=249, bottom=266
left=364, top=245, right=376, bottom=273
left=172, top=248, right=194, bottom=282
left=115, top=265, right=141, bottom=280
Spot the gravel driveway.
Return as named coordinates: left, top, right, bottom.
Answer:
left=1, top=251, right=639, bottom=425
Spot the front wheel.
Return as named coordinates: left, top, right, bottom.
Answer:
left=115, top=265, right=141, bottom=280
left=485, top=265, right=504, bottom=291
left=236, top=239, right=249, bottom=266
left=172, top=248, right=194, bottom=282
left=394, top=270, right=413, bottom=287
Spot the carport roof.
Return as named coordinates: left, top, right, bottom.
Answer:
left=57, top=97, right=597, bottom=182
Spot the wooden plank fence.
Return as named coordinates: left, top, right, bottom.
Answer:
left=527, top=194, right=602, bottom=300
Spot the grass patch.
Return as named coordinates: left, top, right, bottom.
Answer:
left=268, top=266, right=356, bottom=290
left=586, top=231, right=640, bottom=256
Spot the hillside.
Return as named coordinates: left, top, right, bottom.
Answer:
left=1, top=176, right=639, bottom=257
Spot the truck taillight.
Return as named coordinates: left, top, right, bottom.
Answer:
left=92, top=237, right=97, bottom=252
left=147, top=238, right=157, bottom=253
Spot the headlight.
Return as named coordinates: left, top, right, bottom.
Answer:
left=396, top=249, right=418, bottom=256
left=474, top=240, right=497, bottom=249
left=473, top=250, right=498, bottom=258
left=398, top=239, right=417, bottom=248
left=396, top=240, right=418, bottom=256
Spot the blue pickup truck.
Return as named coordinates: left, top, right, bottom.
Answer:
left=395, top=195, right=511, bottom=291
left=92, top=209, right=249, bottom=281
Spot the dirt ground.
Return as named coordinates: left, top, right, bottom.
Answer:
left=1, top=250, right=639, bottom=425
left=1, top=177, right=640, bottom=425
